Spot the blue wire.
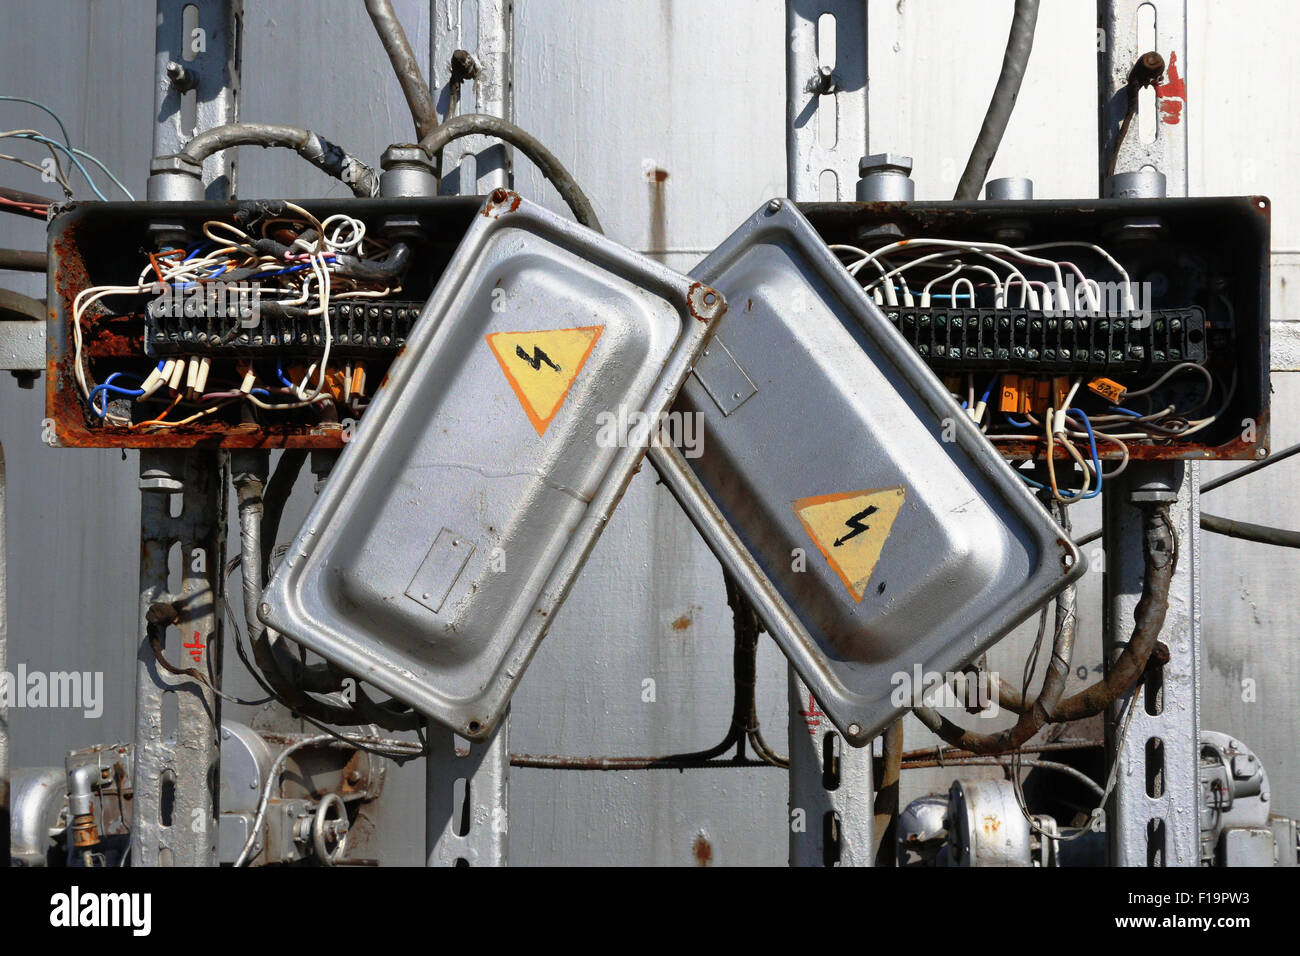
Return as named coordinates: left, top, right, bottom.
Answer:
left=0, top=94, right=73, bottom=146
left=249, top=263, right=310, bottom=279
left=10, top=132, right=108, bottom=200
left=89, top=372, right=145, bottom=418
left=929, top=293, right=974, bottom=302
left=1107, top=405, right=1143, bottom=418
left=1013, top=409, right=1104, bottom=500
left=980, top=377, right=996, bottom=406
left=1069, top=408, right=1103, bottom=500
left=276, top=361, right=294, bottom=389
left=1004, top=414, right=1033, bottom=429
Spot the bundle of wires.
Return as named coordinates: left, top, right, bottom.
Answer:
left=0, top=95, right=134, bottom=202
left=832, top=239, right=1229, bottom=505
left=73, top=202, right=407, bottom=428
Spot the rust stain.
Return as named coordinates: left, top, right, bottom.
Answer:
left=46, top=209, right=409, bottom=450
left=486, top=188, right=522, bottom=215
left=692, top=833, right=712, bottom=866
left=686, top=282, right=725, bottom=323
left=671, top=614, right=692, bottom=631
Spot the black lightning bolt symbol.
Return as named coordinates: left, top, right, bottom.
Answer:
left=516, top=344, right=560, bottom=372
left=833, top=505, right=878, bottom=547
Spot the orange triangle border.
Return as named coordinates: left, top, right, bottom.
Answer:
left=485, top=325, right=603, bottom=436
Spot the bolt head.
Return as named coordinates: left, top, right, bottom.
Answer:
left=860, top=153, right=913, bottom=176
left=380, top=144, right=433, bottom=170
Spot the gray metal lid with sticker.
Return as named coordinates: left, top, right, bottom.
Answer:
left=260, top=190, right=724, bottom=740
left=649, top=199, right=1083, bottom=746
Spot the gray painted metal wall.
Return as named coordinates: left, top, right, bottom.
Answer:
left=1, top=0, right=1296, bottom=865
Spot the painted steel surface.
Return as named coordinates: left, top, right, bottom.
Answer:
left=262, top=191, right=723, bottom=739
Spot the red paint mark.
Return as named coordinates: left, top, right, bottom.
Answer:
left=1156, top=51, right=1186, bottom=126
left=184, top=630, right=205, bottom=664
left=799, top=693, right=826, bottom=736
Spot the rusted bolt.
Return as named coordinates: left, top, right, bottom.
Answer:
left=450, top=48, right=481, bottom=84
left=145, top=602, right=179, bottom=627
left=165, top=61, right=198, bottom=91
left=1129, top=51, right=1166, bottom=89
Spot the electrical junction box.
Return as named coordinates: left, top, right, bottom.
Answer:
left=46, top=196, right=481, bottom=448
left=259, top=191, right=725, bottom=740
left=798, top=197, right=1271, bottom=462
left=650, top=199, right=1084, bottom=747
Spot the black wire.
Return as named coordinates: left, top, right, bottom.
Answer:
left=953, top=0, right=1040, bottom=200
left=1202, top=440, right=1300, bottom=494
left=221, top=558, right=425, bottom=760
left=1200, top=513, right=1300, bottom=549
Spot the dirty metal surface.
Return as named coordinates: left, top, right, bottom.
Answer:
left=44, top=197, right=481, bottom=449
left=261, top=190, right=724, bottom=740
left=651, top=199, right=1083, bottom=746
left=133, top=450, right=225, bottom=866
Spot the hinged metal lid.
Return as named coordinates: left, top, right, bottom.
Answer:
left=260, top=190, right=724, bottom=739
left=650, top=199, right=1083, bottom=746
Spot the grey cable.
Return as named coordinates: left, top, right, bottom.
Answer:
left=420, top=114, right=603, bottom=233
left=176, top=123, right=378, bottom=197
left=364, top=0, right=439, bottom=141
left=1201, top=512, right=1300, bottom=549
left=911, top=756, right=1104, bottom=800
left=953, top=0, right=1040, bottom=201
left=1202, top=440, right=1300, bottom=494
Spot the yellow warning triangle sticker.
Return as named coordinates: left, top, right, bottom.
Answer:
left=485, top=326, right=603, bottom=436
left=792, top=486, right=906, bottom=602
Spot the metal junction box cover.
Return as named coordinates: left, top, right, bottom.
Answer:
left=649, top=199, right=1083, bottom=747
left=260, top=190, right=724, bottom=739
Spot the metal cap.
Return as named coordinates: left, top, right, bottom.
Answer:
left=146, top=154, right=204, bottom=202
left=985, top=176, right=1034, bottom=201
left=1105, top=169, right=1167, bottom=200
left=857, top=152, right=915, bottom=202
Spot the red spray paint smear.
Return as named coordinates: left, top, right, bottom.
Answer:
left=1156, top=51, right=1186, bottom=125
